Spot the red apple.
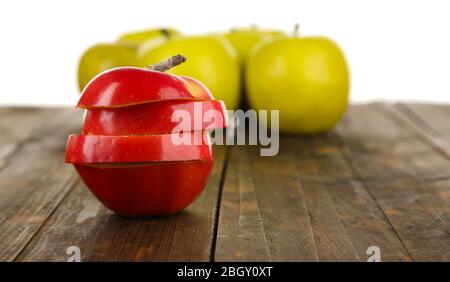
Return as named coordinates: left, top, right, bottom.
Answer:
left=77, top=67, right=214, bottom=108
left=82, top=100, right=228, bottom=135
left=75, top=160, right=213, bottom=216
left=67, top=55, right=228, bottom=216
left=65, top=133, right=212, bottom=164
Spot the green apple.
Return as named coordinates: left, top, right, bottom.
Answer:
left=246, top=36, right=349, bottom=134
left=225, top=27, right=285, bottom=64
left=137, top=35, right=241, bottom=109
left=118, top=27, right=180, bottom=45
left=223, top=27, right=286, bottom=109
left=77, top=43, right=139, bottom=91
left=78, top=29, right=176, bottom=91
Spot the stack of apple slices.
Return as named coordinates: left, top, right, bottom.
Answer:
left=65, top=64, right=228, bottom=216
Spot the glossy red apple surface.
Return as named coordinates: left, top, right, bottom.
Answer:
left=65, top=133, right=212, bottom=164
left=82, top=100, right=228, bottom=135
left=77, top=67, right=214, bottom=108
left=75, top=160, right=213, bottom=216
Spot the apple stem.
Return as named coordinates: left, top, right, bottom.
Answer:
left=160, top=28, right=171, bottom=37
left=146, top=54, right=187, bottom=72
left=294, top=23, right=300, bottom=37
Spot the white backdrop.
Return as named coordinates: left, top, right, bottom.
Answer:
left=0, top=0, right=449, bottom=106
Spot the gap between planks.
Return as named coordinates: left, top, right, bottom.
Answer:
left=209, top=145, right=231, bottom=262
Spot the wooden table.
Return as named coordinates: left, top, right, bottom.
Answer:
left=0, top=103, right=449, bottom=262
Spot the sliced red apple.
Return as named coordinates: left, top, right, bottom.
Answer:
left=82, top=100, right=228, bottom=135
left=65, top=133, right=212, bottom=164
left=77, top=67, right=213, bottom=108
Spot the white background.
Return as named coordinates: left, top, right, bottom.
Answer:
left=0, top=0, right=449, bottom=106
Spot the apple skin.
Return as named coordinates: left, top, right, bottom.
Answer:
left=224, top=28, right=285, bottom=64
left=246, top=37, right=349, bottom=134
left=77, top=67, right=213, bottom=108
left=82, top=100, right=228, bottom=135
left=65, top=133, right=213, bottom=164
left=224, top=27, right=286, bottom=110
left=78, top=28, right=178, bottom=92
left=137, top=36, right=241, bottom=110
left=75, top=161, right=213, bottom=216
left=77, top=43, right=138, bottom=91
left=117, top=27, right=180, bottom=45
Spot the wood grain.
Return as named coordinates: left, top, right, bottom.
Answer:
left=336, top=104, right=450, bottom=261
left=17, top=146, right=228, bottom=262
left=0, top=108, right=79, bottom=170
left=215, top=141, right=319, bottom=261
left=0, top=108, right=81, bottom=261
left=398, top=103, right=450, bottom=140
left=395, top=103, right=450, bottom=158
left=294, top=135, right=412, bottom=261
left=215, top=133, right=412, bottom=261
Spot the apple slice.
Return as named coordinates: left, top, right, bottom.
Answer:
left=82, top=100, right=228, bottom=135
left=75, top=160, right=213, bottom=216
left=65, top=133, right=212, bottom=164
left=77, top=67, right=213, bottom=108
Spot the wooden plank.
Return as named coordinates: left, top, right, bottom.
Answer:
left=216, top=130, right=411, bottom=262
left=335, top=104, right=450, bottom=261
left=294, top=135, right=412, bottom=261
left=0, top=108, right=82, bottom=261
left=395, top=103, right=450, bottom=158
left=215, top=140, right=319, bottom=261
left=17, top=146, right=228, bottom=262
left=0, top=108, right=75, bottom=169
left=0, top=107, right=46, bottom=118
left=399, top=103, right=450, bottom=138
